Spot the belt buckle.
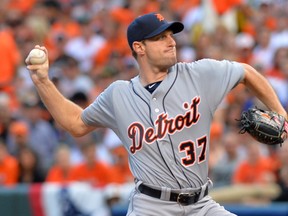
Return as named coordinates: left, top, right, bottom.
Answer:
left=177, top=193, right=195, bottom=206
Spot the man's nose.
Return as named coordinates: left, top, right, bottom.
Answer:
left=168, top=35, right=176, bottom=46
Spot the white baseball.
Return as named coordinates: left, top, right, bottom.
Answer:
left=27, top=49, right=47, bottom=65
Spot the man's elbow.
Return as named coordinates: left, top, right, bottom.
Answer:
left=70, top=130, right=87, bottom=137
left=69, top=126, right=94, bottom=137
left=240, top=63, right=260, bottom=84
left=68, top=117, right=95, bottom=137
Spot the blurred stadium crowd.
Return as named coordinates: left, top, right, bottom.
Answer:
left=0, top=0, right=288, bottom=207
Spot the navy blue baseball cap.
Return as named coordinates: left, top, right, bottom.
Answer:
left=127, top=12, right=184, bottom=50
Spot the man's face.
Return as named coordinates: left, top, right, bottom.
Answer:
left=142, top=30, right=178, bottom=69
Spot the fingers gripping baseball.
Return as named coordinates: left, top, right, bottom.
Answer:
left=26, top=45, right=49, bottom=83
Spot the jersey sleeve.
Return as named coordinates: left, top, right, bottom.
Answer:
left=81, top=82, right=117, bottom=128
left=190, top=59, right=244, bottom=112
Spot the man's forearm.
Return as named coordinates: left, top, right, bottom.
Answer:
left=25, top=46, right=95, bottom=136
left=242, top=63, right=287, bottom=119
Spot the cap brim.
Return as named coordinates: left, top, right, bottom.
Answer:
left=144, top=22, right=184, bottom=39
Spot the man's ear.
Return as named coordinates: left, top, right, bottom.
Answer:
left=132, top=41, right=145, bottom=55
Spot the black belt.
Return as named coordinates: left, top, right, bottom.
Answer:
left=138, top=184, right=208, bottom=206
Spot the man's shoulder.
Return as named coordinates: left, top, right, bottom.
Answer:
left=176, top=58, right=217, bottom=64
left=173, top=59, right=215, bottom=69
left=175, top=59, right=235, bottom=66
left=172, top=59, right=214, bottom=71
left=109, top=80, right=131, bottom=89
left=102, top=80, right=131, bottom=95
left=175, top=59, right=241, bottom=71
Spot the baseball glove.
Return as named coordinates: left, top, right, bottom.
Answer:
left=239, top=108, right=288, bottom=145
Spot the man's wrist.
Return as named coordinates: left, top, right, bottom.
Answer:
left=33, top=77, right=51, bottom=86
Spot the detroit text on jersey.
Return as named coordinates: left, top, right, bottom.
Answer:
left=128, top=96, right=201, bottom=154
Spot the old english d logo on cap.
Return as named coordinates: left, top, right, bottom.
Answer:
left=155, top=13, right=165, bottom=22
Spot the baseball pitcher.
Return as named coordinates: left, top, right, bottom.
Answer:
left=26, top=12, right=287, bottom=216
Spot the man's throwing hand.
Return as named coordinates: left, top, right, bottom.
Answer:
left=25, top=45, right=49, bottom=83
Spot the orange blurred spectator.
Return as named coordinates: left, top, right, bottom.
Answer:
left=233, top=142, right=275, bottom=184
left=265, top=47, right=288, bottom=80
left=44, top=2, right=81, bottom=62
left=209, top=121, right=224, bottom=170
left=93, top=16, right=130, bottom=67
left=9, top=121, right=29, bottom=136
left=265, top=146, right=282, bottom=181
left=109, top=145, right=133, bottom=184
left=169, top=0, right=200, bottom=17
left=8, top=121, right=30, bottom=156
left=210, top=121, right=224, bottom=143
left=46, top=145, right=72, bottom=184
left=0, top=27, right=21, bottom=111
left=109, top=7, right=134, bottom=27
left=0, top=141, right=19, bottom=186
left=69, top=142, right=117, bottom=187
left=212, top=0, right=243, bottom=15
left=7, top=0, right=36, bottom=14
left=110, top=1, right=160, bottom=27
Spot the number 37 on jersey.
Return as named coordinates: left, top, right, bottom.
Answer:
left=127, top=96, right=208, bottom=167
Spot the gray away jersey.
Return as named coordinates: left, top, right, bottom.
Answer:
left=82, top=59, right=244, bottom=189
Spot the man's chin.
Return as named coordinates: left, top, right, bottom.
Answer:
left=169, top=57, right=177, bottom=66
